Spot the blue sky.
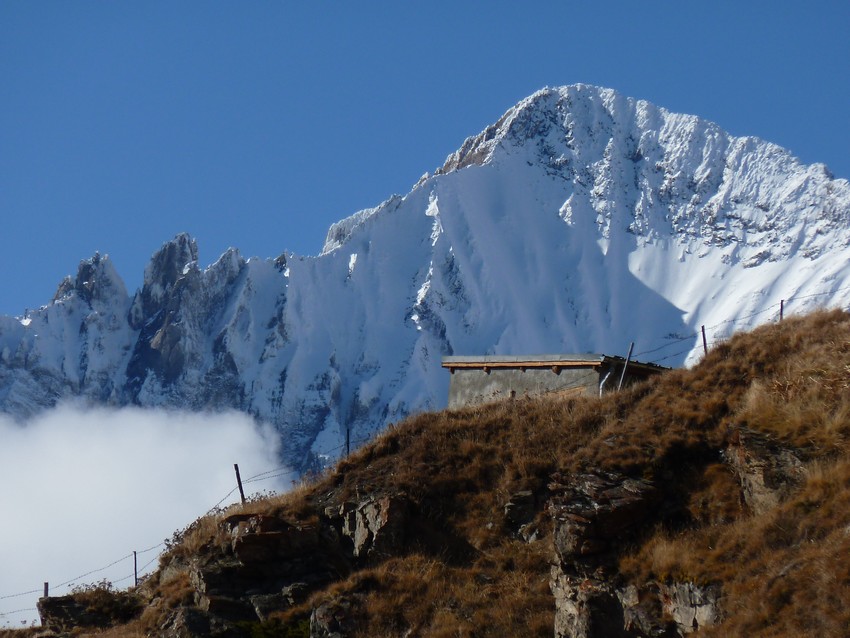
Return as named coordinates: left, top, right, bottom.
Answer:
left=1, top=2, right=848, bottom=316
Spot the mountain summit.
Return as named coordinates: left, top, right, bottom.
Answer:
left=1, top=85, right=849, bottom=470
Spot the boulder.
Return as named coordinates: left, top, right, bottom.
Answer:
left=37, top=589, right=143, bottom=634
left=549, top=472, right=658, bottom=560
left=659, top=582, right=721, bottom=634
left=337, top=495, right=408, bottom=559
left=250, top=583, right=309, bottom=622
left=724, top=428, right=807, bottom=515
left=548, top=471, right=722, bottom=637
left=504, top=489, right=537, bottom=527
left=310, top=596, right=357, bottom=638
left=157, top=606, right=213, bottom=638
left=550, top=572, right=635, bottom=638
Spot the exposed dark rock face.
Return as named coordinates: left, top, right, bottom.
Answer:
left=138, top=495, right=411, bottom=636
left=310, top=596, right=359, bottom=638
left=548, top=471, right=720, bottom=638
left=185, top=513, right=349, bottom=626
left=36, top=589, right=143, bottom=634
left=724, top=427, right=807, bottom=515
left=504, top=489, right=537, bottom=526
left=658, top=582, right=721, bottom=634
left=128, top=233, right=199, bottom=329
left=158, top=606, right=218, bottom=638
left=549, top=472, right=664, bottom=638
left=550, top=472, right=659, bottom=559
left=126, top=234, right=224, bottom=397
left=331, top=495, right=409, bottom=559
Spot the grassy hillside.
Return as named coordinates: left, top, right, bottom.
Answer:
left=8, top=309, right=850, bottom=637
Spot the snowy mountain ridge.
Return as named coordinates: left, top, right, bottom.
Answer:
left=2, top=84, right=849, bottom=470
left=435, top=86, right=849, bottom=256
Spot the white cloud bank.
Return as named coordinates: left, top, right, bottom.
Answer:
left=0, top=405, right=291, bottom=628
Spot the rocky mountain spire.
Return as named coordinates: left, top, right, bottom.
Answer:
left=128, top=232, right=199, bottom=329
left=52, top=252, right=128, bottom=308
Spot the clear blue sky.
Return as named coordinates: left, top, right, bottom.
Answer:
left=1, top=2, right=848, bottom=316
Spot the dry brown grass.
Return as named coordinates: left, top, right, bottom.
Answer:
left=71, top=626, right=147, bottom=637
left=46, top=308, right=850, bottom=637
left=614, top=310, right=850, bottom=636
left=0, top=630, right=146, bottom=638
left=158, top=482, right=318, bottom=566
left=290, top=543, right=553, bottom=638
left=136, top=569, right=194, bottom=633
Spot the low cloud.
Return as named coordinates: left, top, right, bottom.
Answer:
left=0, top=405, right=291, bottom=628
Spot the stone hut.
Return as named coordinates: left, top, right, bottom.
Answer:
left=442, top=354, right=665, bottom=408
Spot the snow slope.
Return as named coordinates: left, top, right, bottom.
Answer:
left=2, top=85, right=849, bottom=470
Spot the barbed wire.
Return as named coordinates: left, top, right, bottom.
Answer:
left=138, top=551, right=164, bottom=575
left=633, top=288, right=849, bottom=365
left=0, top=606, right=38, bottom=619
left=137, top=542, right=164, bottom=555
left=0, top=589, right=41, bottom=601
left=242, top=464, right=294, bottom=482
left=702, top=303, right=781, bottom=331
left=649, top=344, right=698, bottom=365
left=242, top=465, right=300, bottom=485
left=0, top=463, right=299, bottom=609
left=788, top=284, right=850, bottom=302
left=633, top=332, right=699, bottom=359
left=203, top=486, right=239, bottom=515
left=54, top=553, right=134, bottom=591
left=243, top=469, right=298, bottom=485
left=112, top=572, right=136, bottom=587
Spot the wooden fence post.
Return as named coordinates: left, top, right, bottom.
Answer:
left=701, top=325, right=708, bottom=356
left=43, top=582, right=48, bottom=598
left=780, top=299, right=784, bottom=321
left=234, top=464, right=246, bottom=505
left=134, top=551, right=138, bottom=587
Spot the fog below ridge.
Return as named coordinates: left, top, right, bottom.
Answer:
left=0, top=406, right=290, bottom=628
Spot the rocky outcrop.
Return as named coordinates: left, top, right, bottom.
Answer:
left=549, top=472, right=659, bottom=560
left=504, top=489, right=541, bottom=541
left=310, top=596, right=360, bottom=638
left=132, top=512, right=347, bottom=636
left=658, top=582, right=721, bottom=634
left=37, top=588, right=143, bottom=634
left=548, top=471, right=721, bottom=637
left=157, top=606, right=221, bottom=638
left=330, top=495, right=409, bottom=559
left=724, top=428, right=807, bottom=515
left=137, top=495, right=409, bottom=636
left=550, top=574, right=646, bottom=638
left=549, top=472, right=662, bottom=638
left=188, top=513, right=348, bottom=624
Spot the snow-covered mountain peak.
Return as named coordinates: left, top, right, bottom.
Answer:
left=52, top=252, right=127, bottom=309
left=142, top=232, right=198, bottom=290
left=321, top=195, right=404, bottom=254
left=431, top=84, right=850, bottom=263
left=2, top=86, right=850, bottom=472
left=436, top=85, right=620, bottom=174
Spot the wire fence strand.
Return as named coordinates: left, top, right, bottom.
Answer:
left=0, top=606, right=38, bottom=618
left=55, top=553, right=134, bottom=590
left=0, top=589, right=41, bottom=601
